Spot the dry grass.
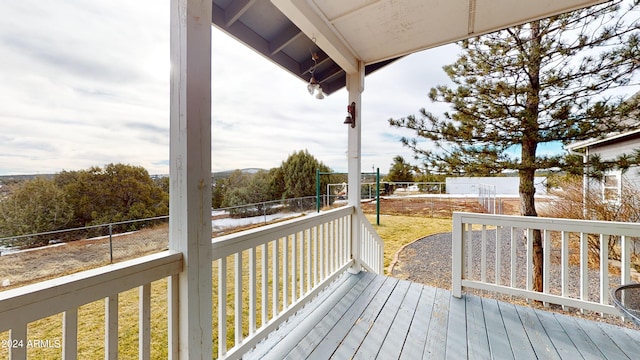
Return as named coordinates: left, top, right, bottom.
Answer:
left=0, top=225, right=169, bottom=290
left=365, top=214, right=451, bottom=273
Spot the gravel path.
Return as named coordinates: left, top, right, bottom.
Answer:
left=390, top=230, right=640, bottom=329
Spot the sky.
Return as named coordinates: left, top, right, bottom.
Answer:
left=0, top=0, right=466, bottom=177
left=0, top=0, right=607, bottom=176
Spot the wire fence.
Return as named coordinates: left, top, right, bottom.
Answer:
left=477, top=184, right=497, bottom=214
left=0, top=216, right=169, bottom=260
left=0, top=196, right=327, bottom=256
left=0, top=190, right=506, bottom=258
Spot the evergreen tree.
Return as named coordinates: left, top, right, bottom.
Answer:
left=390, top=1, right=640, bottom=291
left=0, top=177, right=74, bottom=247
left=385, top=155, right=415, bottom=182
left=277, top=150, right=331, bottom=199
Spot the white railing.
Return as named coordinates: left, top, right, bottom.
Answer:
left=0, top=206, right=385, bottom=360
left=357, top=209, right=384, bottom=274
left=452, top=212, right=639, bottom=315
left=0, top=251, right=182, bottom=360
left=212, top=206, right=356, bottom=360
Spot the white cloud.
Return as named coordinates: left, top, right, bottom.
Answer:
left=0, top=0, right=458, bottom=176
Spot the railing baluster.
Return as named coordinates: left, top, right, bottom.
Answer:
left=313, top=226, right=318, bottom=287
left=319, top=224, right=324, bottom=279
left=63, top=308, right=78, bottom=360
left=466, top=223, right=473, bottom=280
left=495, top=226, right=501, bottom=285
left=335, top=217, right=341, bottom=266
left=621, top=235, right=630, bottom=285
left=334, top=219, right=339, bottom=270
left=510, top=227, right=516, bottom=289
left=235, top=251, right=243, bottom=344
left=348, top=215, right=352, bottom=264
left=452, top=214, right=463, bottom=298
left=249, top=247, right=257, bottom=335
left=261, top=244, right=268, bottom=325
left=168, top=274, right=179, bottom=360
left=283, top=237, right=289, bottom=310
left=330, top=220, right=335, bottom=272
left=139, top=284, right=151, bottom=360
left=561, top=231, right=569, bottom=310
left=481, top=225, right=487, bottom=283
left=600, top=234, right=608, bottom=311
left=526, top=228, right=533, bottom=293
left=291, top=233, right=297, bottom=303
left=580, top=232, right=588, bottom=313
left=339, top=217, right=343, bottom=265
left=543, top=230, right=550, bottom=307
left=10, top=324, right=27, bottom=360
left=219, top=257, right=227, bottom=357
left=306, top=229, right=312, bottom=293
left=105, top=294, right=118, bottom=360
left=272, top=239, right=279, bottom=316
left=339, top=216, right=343, bottom=266
left=300, top=231, right=305, bottom=296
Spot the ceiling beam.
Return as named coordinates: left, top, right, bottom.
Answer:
left=225, top=0, right=257, bottom=27
left=213, top=3, right=303, bottom=75
left=271, top=0, right=359, bottom=74
left=300, top=52, right=331, bottom=76
left=317, top=64, right=344, bottom=84
left=269, top=24, right=303, bottom=55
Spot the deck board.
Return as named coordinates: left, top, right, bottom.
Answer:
left=376, top=281, right=422, bottom=359
left=398, top=285, right=435, bottom=359
left=515, top=304, right=561, bottom=359
left=556, top=313, right=607, bottom=360
left=499, top=301, right=539, bottom=359
left=464, top=294, right=490, bottom=360
left=422, top=288, right=450, bottom=359
left=326, top=276, right=398, bottom=359
left=482, top=298, right=514, bottom=359
left=445, top=294, right=467, bottom=359
left=305, top=273, right=387, bottom=359
left=607, top=323, right=640, bottom=358
left=250, top=272, right=640, bottom=359
left=353, top=279, right=410, bottom=359
left=571, top=316, right=630, bottom=360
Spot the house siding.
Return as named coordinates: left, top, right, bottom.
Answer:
left=589, top=133, right=640, bottom=190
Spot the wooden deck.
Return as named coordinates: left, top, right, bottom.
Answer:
left=246, top=271, right=640, bottom=359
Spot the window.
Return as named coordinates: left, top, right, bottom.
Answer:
left=602, top=170, right=622, bottom=204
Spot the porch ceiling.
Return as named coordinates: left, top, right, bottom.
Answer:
left=212, top=0, right=607, bottom=95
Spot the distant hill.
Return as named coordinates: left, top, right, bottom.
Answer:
left=0, top=174, right=54, bottom=184
left=0, top=170, right=265, bottom=184
left=212, top=168, right=265, bottom=180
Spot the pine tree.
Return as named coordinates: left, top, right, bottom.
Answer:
left=390, top=1, right=640, bottom=291
left=386, top=156, right=415, bottom=182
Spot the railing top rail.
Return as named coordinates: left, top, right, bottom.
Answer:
left=0, top=250, right=182, bottom=332
left=453, top=211, right=640, bottom=236
left=212, top=206, right=354, bottom=260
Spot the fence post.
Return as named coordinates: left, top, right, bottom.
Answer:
left=108, top=224, right=113, bottom=263
left=452, top=213, right=463, bottom=298
left=263, top=202, right=267, bottom=223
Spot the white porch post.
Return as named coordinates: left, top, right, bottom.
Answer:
left=169, top=0, right=212, bottom=359
left=347, top=61, right=365, bottom=274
